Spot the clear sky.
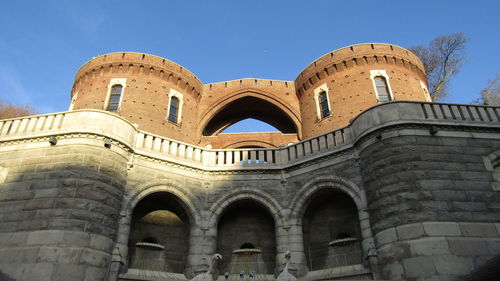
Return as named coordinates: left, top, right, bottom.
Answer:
left=1, top=0, right=499, bottom=132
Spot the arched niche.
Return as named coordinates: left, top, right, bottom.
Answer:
left=202, top=96, right=299, bottom=136
left=127, top=192, right=191, bottom=274
left=216, top=199, right=276, bottom=275
left=302, top=189, right=363, bottom=270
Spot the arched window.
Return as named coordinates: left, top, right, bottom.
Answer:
left=166, top=89, right=184, bottom=124
left=319, top=91, right=330, bottom=118
left=314, top=83, right=331, bottom=120
left=104, top=78, right=126, bottom=111
left=374, top=76, right=391, bottom=102
left=168, top=96, right=180, bottom=123
left=107, top=84, right=123, bottom=111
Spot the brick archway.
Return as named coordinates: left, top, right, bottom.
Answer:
left=199, top=90, right=302, bottom=138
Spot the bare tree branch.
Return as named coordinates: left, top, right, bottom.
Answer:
left=409, top=32, right=468, bottom=101
left=475, top=74, right=500, bottom=106
left=0, top=100, right=38, bottom=119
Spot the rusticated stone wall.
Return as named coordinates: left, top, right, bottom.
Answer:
left=359, top=132, right=500, bottom=280
left=0, top=144, right=128, bottom=281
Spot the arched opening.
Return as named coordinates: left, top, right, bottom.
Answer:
left=216, top=199, right=276, bottom=275
left=221, top=118, right=280, bottom=134
left=302, top=189, right=362, bottom=270
left=127, top=192, right=190, bottom=274
left=203, top=96, right=298, bottom=136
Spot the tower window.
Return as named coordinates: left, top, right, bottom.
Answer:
left=370, top=70, right=393, bottom=102
left=107, top=85, right=123, bottom=111
left=374, top=76, right=391, bottom=102
left=314, top=83, right=331, bottom=120
left=168, top=96, right=180, bottom=123
left=319, top=91, right=330, bottom=118
left=104, top=78, right=127, bottom=111
left=166, top=89, right=184, bottom=125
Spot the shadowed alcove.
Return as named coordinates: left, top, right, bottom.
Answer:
left=302, top=190, right=362, bottom=270
left=128, top=192, right=191, bottom=273
left=216, top=199, right=276, bottom=275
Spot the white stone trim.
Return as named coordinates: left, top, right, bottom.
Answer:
left=166, top=88, right=184, bottom=124
left=313, top=83, right=331, bottom=120
left=420, top=80, right=432, bottom=102
left=370, top=70, right=394, bottom=102
left=69, top=91, right=78, bottom=111
left=103, top=78, right=127, bottom=111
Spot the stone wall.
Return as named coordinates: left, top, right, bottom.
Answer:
left=0, top=143, right=128, bottom=281
left=1, top=102, right=499, bottom=281
left=360, top=131, right=500, bottom=280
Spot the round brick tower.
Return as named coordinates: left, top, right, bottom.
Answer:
left=71, top=52, right=203, bottom=144
left=294, top=43, right=429, bottom=139
left=70, top=44, right=429, bottom=146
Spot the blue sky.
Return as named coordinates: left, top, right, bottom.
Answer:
left=1, top=0, right=499, bottom=132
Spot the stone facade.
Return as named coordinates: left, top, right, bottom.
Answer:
left=0, top=45, right=499, bottom=281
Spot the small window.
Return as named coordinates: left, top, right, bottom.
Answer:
left=374, top=76, right=391, bottom=102
left=168, top=96, right=180, bottom=123
left=319, top=91, right=330, bottom=118
left=314, top=83, right=331, bottom=120
left=107, top=85, right=123, bottom=111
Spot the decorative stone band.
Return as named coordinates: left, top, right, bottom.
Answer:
left=0, top=102, right=499, bottom=171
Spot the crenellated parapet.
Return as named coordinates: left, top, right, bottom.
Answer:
left=74, top=52, right=203, bottom=97
left=295, top=43, right=426, bottom=95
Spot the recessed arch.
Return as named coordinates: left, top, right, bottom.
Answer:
left=215, top=198, right=278, bottom=275
left=208, top=188, right=285, bottom=227
left=125, top=180, right=201, bottom=226
left=199, top=90, right=302, bottom=138
left=128, top=191, right=192, bottom=273
left=289, top=176, right=367, bottom=219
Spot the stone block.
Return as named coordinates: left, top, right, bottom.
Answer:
left=0, top=232, right=28, bottom=247
left=409, top=237, right=450, bottom=256
left=89, top=234, right=113, bottom=252
left=80, top=248, right=110, bottom=267
left=423, top=222, right=461, bottom=236
left=433, top=255, right=473, bottom=275
left=37, top=246, right=82, bottom=263
left=84, top=266, right=106, bottom=281
left=27, top=230, right=63, bottom=245
left=22, top=263, right=54, bottom=281
left=381, top=261, right=405, bottom=280
left=485, top=238, right=500, bottom=254
left=448, top=238, right=490, bottom=256
left=0, top=247, right=39, bottom=263
left=403, top=256, right=436, bottom=278
left=49, top=218, right=87, bottom=231
left=397, top=223, right=424, bottom=240
left=61, top=231, right=91, bottom=247
left=375, top=227, right=397, bottom=246
left=452, top=201, right=487, bottom=212
left=53, top=263, right=85, bottom=281
left=460, top=222, right=498, bottom=238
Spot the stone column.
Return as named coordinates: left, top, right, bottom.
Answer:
left=275, top=215, right=308, bottom=277
left=108, top=211, right=132, bottom=281
left=186, top=224, right=217, bottom=278
left=358, top=208, right=380, bottom=279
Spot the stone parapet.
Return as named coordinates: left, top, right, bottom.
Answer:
left=1, top=102, right=499, bottom=172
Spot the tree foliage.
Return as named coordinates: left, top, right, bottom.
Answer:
left=410, top=32, right=468, bottom=101
left=475, top=74, right=500, bottom=106
left=0, top=100, right=38, bottom=119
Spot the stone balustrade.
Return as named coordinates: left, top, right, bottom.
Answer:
left=1, top=101, right=499, bottom=171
